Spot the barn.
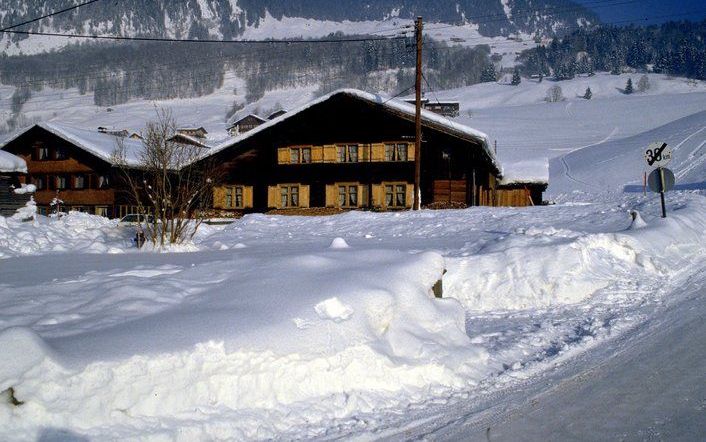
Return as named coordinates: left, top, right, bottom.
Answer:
left=204, top=89, right=503, bottom=212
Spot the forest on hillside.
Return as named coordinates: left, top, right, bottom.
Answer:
left=519, top=20, right=706, bottom=80
left=0, top=35, right=494, bottom=129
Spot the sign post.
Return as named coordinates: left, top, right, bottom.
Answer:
left=644, top=142, right=674, bottom=218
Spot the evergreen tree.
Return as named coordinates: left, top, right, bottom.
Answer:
left=480, top=64, right=497, bottom=83
left=624, top=78, right=634, bottom=94
left=511, top=67, right=521, bottom=85
left=583, top=87, right=592, bottom=99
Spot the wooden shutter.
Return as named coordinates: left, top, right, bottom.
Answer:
left=243, top=186, right=254, bottom=208
left=300, top=185, right=310, bottom=208
left=323, top=145, right=337, bottom=163
left=325, top=184, right=336, bottom=207
left=371, top=143, right=385, bottom=162
left=312, top=145, right=324, bottom=163
left=407, top=143, right=415, bottom=162
left=267, top=186, right=278, bottom=208
left=213, top=186, right=226, bottom=209
left=371, top=184, right=384, bottom=208
left=406, top=184, right=414, bottom=208
left=277, top=148, right=289, bottom=165
left=359, top=185, right=368, bottom=208
left=360, top=144, right=370, bottom=162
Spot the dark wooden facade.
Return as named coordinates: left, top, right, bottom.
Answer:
left=208, top=92, right=500, bottom=212
left=0, top=174, right=30, bottom=216
left=1, top=126, right=130, bottom=217
left=227, top=115, right=266, bottom=136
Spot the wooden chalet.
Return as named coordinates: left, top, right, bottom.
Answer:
left=227, top=114, right=267, bottom=136
left=177, top=127, right=208, bottom=138
left=205, top=89, right=502, bottom=213
left=0, top=122, right=145, bottom=218
left=403, top=98, right=460, bottom=117
left=0, top=150, right=30, bottom=216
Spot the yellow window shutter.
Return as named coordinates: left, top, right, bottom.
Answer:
left=359, top=184, right=368, bottom=208
left=325, top=184, right=336, bottom=207
left=267, top=186, right=278, bottom=208
left=300, top=185, right=310, bottom=208
left=407, top=143, right=415, bottom=161
left=406, top=184, right=414, bottom=208
left=371, top=143, right=385, bottom=162
left=323, top=145, right=337, bottom=163
left=213, top=186, right=225, bottom=209
left=244, top=186, right=254, bottom=208
left=371, top=184, right=384, bottom=208
left=360, top=144, right=370, bottom=162
left=312, top=145, right=324, bottom=163
left=277, top=148, right=289, bottom=165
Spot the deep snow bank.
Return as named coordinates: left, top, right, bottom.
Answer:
left=0, top=211, right=128, bottom=258
left=0, top=249, right=489, bottom=440
left=445, top=197, right=706, bottom=311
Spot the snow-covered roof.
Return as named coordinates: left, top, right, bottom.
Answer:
left=228, top=113, right=267, bottom=127
left=499, top=159, right=549, bottom=186
left=0, top=150, right=27, bottom=173
left=1, top=122, right=145, bottom=167
left=207, top=89, right=498, bottom=169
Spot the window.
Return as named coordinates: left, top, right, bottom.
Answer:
left=289, top=147, right=312, bottom=164
left=95, top=206, right=109, bottom=217
left=385, top=184, right=407, bottom=208
left=37, top=206, right=48, bottom=216
left=225, top=186, right=244, bottom=209
left=55, top=147, right=67, bottom=160
left=385, top=143, right=408, bottom=161
left=37, top=147, right=49, bottom=160
left=280, top=185, right=299, bottom=208
left=74, top=175, right=86, bottom=189
left=337, top=144, right=359, bottom=163
left=97, top=175, right=110, bottom=189
left=338, top=185, right=359, bottom=208
left=56, top=176, right=67, bottom=190
left=71, top=206, right=88, bottom=213
left=32, top=176, right=45, bottom=190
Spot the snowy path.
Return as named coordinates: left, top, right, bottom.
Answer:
left=413, top=271, right=706, bottom=441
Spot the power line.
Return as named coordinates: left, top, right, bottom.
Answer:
left=0, top=0, right=102, bottom=32
left=0, top=29, right=408, bottom=45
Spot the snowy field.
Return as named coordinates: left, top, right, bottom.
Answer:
left=2, top=70, right=706, bottom=439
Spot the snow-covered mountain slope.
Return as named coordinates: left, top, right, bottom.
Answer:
left=550, top=110, right=706, bottom=195
left=0, top=0, right=597, bottom=55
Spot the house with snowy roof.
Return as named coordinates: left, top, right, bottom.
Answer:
left=200, top=89, right=534, bottom=212
left=227, top=114, right=267, bottom=137
left=0, top=123, right=148, bottom=218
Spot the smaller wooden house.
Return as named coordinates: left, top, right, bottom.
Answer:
left=495, top=160, right=549, bottom=206
left=267, top=110, right=287, bottom=120
left=227, top=115, right=267, bottom=136
left=0, top=150, right=30, bottom=216
left=403, top=99, right=460, bottom=117
left=177, top=127, right=208, bottom=138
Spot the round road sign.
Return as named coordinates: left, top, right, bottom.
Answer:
left=647, top=167, right=675, bottom=193
left=644, top=142, right=673, bottom=168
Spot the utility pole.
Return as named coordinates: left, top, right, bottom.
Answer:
left=413, top=16, right=423, bottom=210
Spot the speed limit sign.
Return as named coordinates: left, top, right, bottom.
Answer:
left=644, top=142, right=672, bottom=168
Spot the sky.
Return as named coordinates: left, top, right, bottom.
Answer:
left=576, top=0, right=706, bottom=25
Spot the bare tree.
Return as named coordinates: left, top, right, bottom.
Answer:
left=113, top=109, right=219, bottom=247
left=545, top=85, right=564, bottom=102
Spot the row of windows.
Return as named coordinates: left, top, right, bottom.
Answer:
left=36, top=205, right=111, bottom=217
left=33, top=146, right=69, bottom=161
left=285, top=143, right=410, bottom=164
left=31, top=174, right=110, bottom=191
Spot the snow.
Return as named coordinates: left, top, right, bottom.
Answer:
left=12, top=183, right=35, bottom=194
left=1, top=68, right=706, bottom=439
left=0, top=149, right=26, bottom=173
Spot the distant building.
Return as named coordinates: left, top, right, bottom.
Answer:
left=227, top=114, right=267, bottom=136
left=176, top=127, right=208, bottom=139
left=267, top=109, right=287, bottom=120
left=403, top=99, right=460, bottom=118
